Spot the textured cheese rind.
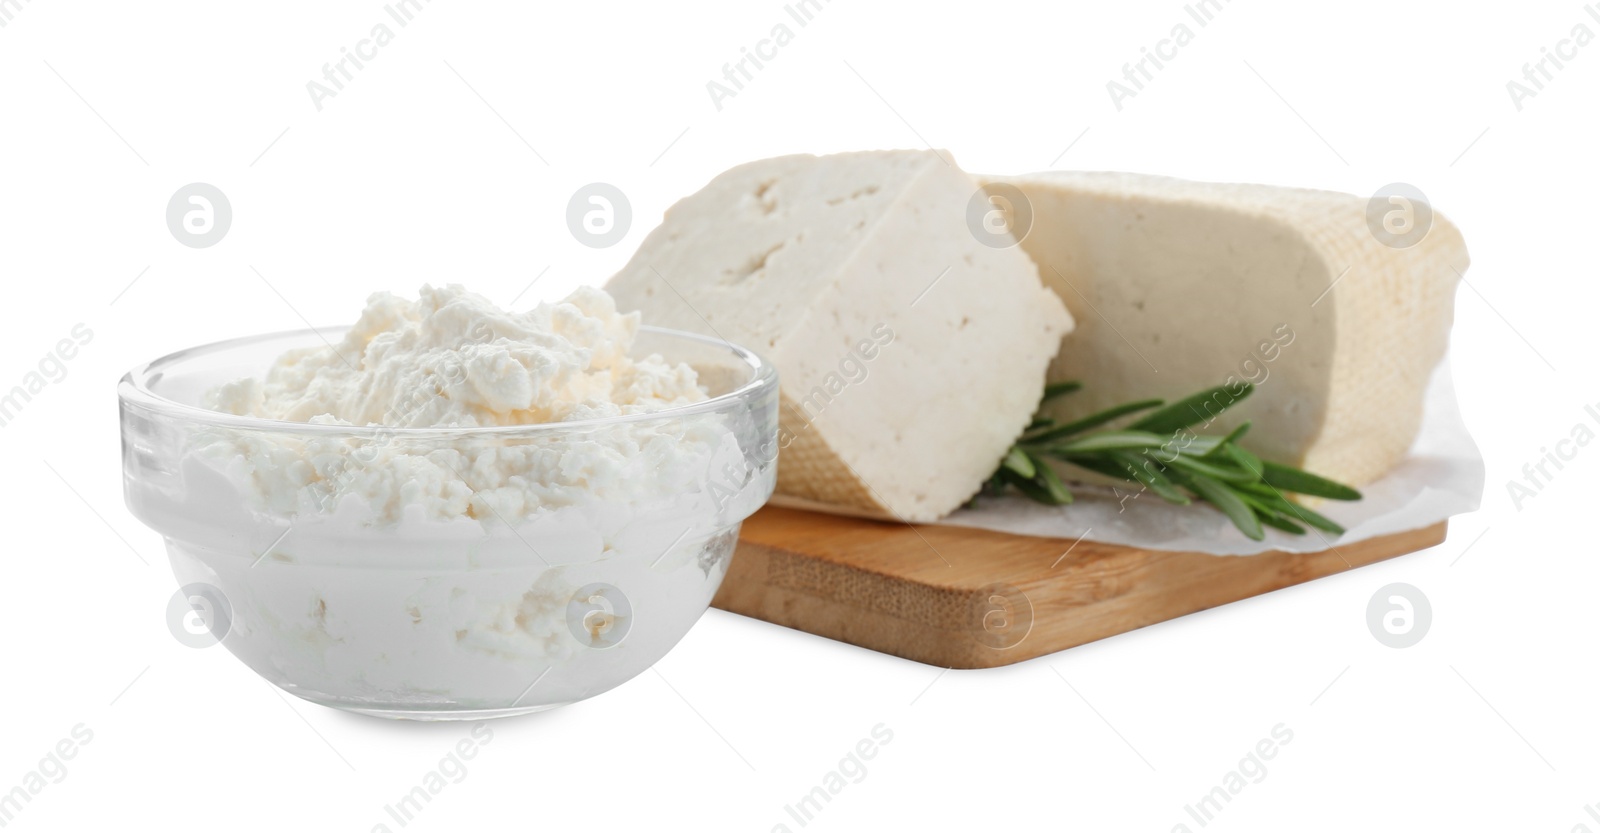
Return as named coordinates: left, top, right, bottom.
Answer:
left=607, top=150, right=1073, bottom=521
left=982, top=171, right=1468, bottom=487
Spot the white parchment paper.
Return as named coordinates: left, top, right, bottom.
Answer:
left=771, top=358, right=1484, bottom=555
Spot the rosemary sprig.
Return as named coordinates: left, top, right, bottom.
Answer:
left=980, top=381, right=1362, bottom=541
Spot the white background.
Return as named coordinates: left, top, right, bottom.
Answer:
left=1, top=0, right=1595, bottom=830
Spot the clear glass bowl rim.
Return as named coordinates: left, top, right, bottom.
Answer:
left=118, top=324, right=778, bottom=438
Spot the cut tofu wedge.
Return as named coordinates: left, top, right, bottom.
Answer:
left=608, top=150, right=1073, bottom=522
left=981, top=171, right=1468, bottom=487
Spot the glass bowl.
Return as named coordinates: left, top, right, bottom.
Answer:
left=120, top=325, right=778, bottom=720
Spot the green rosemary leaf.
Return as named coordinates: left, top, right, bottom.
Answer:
left=1029, top=454, right=1074, bottom=504
left=1106, top=450, right=1190, bottom=504
left=1184, top=473, right=1265, bottom=541
left=1056, top=454, right=1142, bottom=483
left=1022, top=399, right=1165, bottom=445
left=1002, top=447, right=1036, bottom=479
left=1248, top=502, right=1308, bottom=535
left=1203, top=421, right=1253, bottom=457
left=1163, top=452, right=1259, bottom=484
left=1281, top=502, right=1345, bottom=536
left=1224, top=443, right=1265, bottom=478
left=1040, top=380, right=1083, bottom=403
left=1050, top=430, right=1174, bottom=454
left=1000, top=465, right=1067, bottom=505
left=1260, top=461, right=1363, bottom=501
left=1236, top=484, right=1347, bottom=535
left=1176, top=435, right=1225, bottom=456
left=1128, top=383, right=1254, bottom=434
left=1233, top=488, right=1311, bottom=532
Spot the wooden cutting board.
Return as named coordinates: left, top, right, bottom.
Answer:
left=711, top=507, right=1447, bottom=668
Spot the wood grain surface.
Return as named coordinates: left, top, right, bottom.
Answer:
left=711, top=506, right=1447, bottom=668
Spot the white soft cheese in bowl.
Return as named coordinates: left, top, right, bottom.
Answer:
left=119, top=285, right=778, bottom=720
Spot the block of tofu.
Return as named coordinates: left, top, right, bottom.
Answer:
left=980, top=171, right=1468, bottom=487
left=607, top=150, right=1073, bottom=522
